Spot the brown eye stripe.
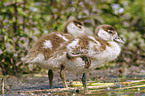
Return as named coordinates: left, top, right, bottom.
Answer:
left=108, top=30, right=114, bottom=33
left=77, top=24, right=82, bottom=28
left=73, top=21, right=83, bottom=26
left=63, top=20, right=83, bottom=33
left=102, top=25, right=116, bottom=32
left=73, top=21, right=83, bottom=28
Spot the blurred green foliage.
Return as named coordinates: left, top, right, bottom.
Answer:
left=0, top=0, right=144, bottom=75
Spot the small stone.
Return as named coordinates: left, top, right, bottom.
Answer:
left=75, top=89, right=80, bottom=93
left=107, top=87, right=110, bottom=90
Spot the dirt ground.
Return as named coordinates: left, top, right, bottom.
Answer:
left=1, top=65, right=145, bottom=95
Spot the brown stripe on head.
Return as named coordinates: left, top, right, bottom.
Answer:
left=95, top=25, right=116, bottom=36
left=63, top=19, right=84, bottom=33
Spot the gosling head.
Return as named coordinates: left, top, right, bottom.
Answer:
left=63, top=20, right=85, bottom=36
left=95, top=25, right=124, bottom=44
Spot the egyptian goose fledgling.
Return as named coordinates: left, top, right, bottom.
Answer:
left=59, top=25, right=124, bottom=92
left=22, top=20, right=85, bottom=88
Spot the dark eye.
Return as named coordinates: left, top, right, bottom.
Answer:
left=78, top=26, right=82, bottom=28
left=108, top=30, right=113, bottom=33
left=77, top=24, right=82, bottom=28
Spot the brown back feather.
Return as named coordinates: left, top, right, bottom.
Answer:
left=29, top=32, right=74, bottom=59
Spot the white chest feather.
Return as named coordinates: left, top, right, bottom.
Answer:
left=91, top=41, right=121, bottom=61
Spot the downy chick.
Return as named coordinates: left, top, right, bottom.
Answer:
left=22, top=20, right=85, bottom=88
left=61, top=25, right=124, bottom=92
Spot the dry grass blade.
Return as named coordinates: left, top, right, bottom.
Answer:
left=1, top=78, right=5, bottom=94
left=14, top=87, right=76, bottom=94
